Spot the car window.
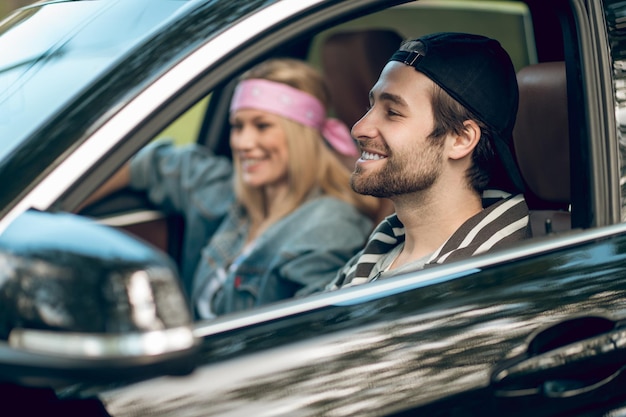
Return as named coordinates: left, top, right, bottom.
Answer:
left=86, top=0, right=551, bottom=321
left=154, top=96, right=211, bottom=146
left=149, top=1, right=537, bottom=155
left=53, top=0, right=601, bottom=333
left=307, top=1, right=536, bottom=72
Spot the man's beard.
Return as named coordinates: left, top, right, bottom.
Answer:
left=350, top=144, right=443, bottom=198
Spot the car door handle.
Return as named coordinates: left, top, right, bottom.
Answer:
left=491, top=316, right=626, bottom=399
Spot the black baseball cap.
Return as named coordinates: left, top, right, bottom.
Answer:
left=389, top=32, right=524, bottom=193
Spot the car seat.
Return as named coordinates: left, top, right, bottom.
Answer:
left=513, top=61, right=572, bottom=236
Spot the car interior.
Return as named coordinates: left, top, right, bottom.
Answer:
left=321, top=30, right=572, bottom=237
left=77, top=0, right=581, bottom=313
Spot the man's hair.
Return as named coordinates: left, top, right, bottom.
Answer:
left=399, top=40, right=494, bottom=192
left=429, top=85, right=494, bottom=193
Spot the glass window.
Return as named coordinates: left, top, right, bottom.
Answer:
left=154, top=96, right=211, bottom=146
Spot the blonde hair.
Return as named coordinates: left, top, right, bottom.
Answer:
left=232, top=58, right=379, bottom=226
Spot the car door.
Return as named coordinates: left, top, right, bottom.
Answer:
left=95, top=229, right=626, bottom=416
left=70, top=0, right=545, bottom=273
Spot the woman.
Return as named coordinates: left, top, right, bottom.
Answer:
left=89, top=58, right=378, bottom=319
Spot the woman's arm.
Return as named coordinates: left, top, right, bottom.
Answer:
left=77, top=163, right=131, bottom=212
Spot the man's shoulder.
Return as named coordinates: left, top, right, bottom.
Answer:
left=428, top=193, right=530, bottom=265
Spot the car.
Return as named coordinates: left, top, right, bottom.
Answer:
left=1, top=0, right=626, bottom=415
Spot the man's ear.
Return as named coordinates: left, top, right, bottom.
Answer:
left=448, top=119, right=481, bottom=160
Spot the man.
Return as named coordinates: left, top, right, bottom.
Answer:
left=329, top=32, right=530, bottom=289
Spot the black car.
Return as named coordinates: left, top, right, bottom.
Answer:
left=2, top=0, right=626, bottom=415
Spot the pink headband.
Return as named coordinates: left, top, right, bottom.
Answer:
left=230, top=78, right=358, bottom=157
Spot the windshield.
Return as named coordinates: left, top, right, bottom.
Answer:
left=0, top=0, right=189, bottom=162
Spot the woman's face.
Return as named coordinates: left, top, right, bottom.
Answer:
left=230, top=108, right=290, bottom=192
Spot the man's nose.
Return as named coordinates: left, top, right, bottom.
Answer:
left=351, top=109, right=375, bottom=141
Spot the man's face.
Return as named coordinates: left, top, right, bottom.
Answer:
left=350, top=62, right=445, bottom=198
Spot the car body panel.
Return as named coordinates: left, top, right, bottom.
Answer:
left=98, top=226, right=626, bottom=416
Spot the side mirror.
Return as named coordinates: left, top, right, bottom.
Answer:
left=0, top=210, right=199, bottom=388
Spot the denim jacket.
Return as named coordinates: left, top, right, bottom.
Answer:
left=130, top=141, right=373, bottom=318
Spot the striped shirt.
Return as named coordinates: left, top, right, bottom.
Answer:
left=328, top=194, right=530, bottom=289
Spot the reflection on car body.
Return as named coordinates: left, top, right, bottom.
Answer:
left=1, top=0, right=626, bottom=416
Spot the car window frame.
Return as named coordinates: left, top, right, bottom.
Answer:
left=12, top=0, right=622, bottom=327
left=58, top=0, right=614, bottom=310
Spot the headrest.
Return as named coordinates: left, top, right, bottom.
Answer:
left=513, top=62, right=570, bottom=208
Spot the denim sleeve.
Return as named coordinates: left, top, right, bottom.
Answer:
left=129, top=139, right=234, bottom=215
left=275, top=199, right=372, bottom=296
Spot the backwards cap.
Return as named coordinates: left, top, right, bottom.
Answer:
left=389, top=32, right=524, bottom=193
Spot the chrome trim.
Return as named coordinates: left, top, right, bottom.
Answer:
left=9, top=326, right=196, bottom=358
left=97, top=210, right=166, bottom=227
left=194, top=222, right=626, bottom=337
left=0, top=0, right=327, bottom=233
